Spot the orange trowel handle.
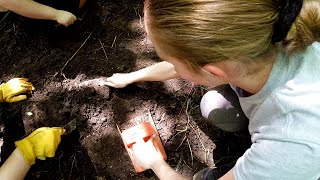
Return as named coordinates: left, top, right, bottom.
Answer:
left=119, top=122, right=167, bottom=172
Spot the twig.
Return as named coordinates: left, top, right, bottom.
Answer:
left=61, top=31, right=94, bottom=73
left=98, top=39, right=108, bottom=60
left=186, top=138, right=193, bottom=166
left=111, top=35, right=117, bottom=48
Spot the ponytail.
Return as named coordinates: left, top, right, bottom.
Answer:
left=286, top=0, right=320, bottom=52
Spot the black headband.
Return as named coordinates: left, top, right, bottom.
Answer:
left=272, top=0, right=303, bottom=42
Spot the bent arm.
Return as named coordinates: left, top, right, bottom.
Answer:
left=0, top=0, right=59, bottom=21
left=0, top=148, right=31, bottom=179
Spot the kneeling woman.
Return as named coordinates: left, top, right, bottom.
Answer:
left=106, top=0, right=320, bottom=179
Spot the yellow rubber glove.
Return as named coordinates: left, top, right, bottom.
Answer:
left=0, top=78, right=35, bottom=103
left=14, top=127, right=65, bottom=165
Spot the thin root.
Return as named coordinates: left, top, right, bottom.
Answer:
left=186, top=138, right=194, bottom=166
left=68, top=154, right=77, bottom=180
left=61, top=30, right=94, bottom=74
left=175, top=134, right=187, bottom=151
left=98, top=39, right=108, bottom=60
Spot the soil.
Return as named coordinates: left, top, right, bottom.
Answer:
left=0, top=0, right=251, bottom=179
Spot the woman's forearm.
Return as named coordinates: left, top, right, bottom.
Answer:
left=130, top=61, right=179, bottom=83
left=0, top=148, right=31, bottom=179
left=151, top=160, right=190, bottom=180
left=0, top=0, right=59, bottom=21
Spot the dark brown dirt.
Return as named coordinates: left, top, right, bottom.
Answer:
left=0, top=0, right=251, bottom=179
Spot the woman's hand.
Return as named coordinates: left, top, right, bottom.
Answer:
left=105, top=73, right=135, bottom=88
left=130, top=135, right=164, bottom=169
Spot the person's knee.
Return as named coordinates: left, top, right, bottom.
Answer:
left=200, top=90, right=232, bottom=119
left=200, top=90, right=249, bottom=132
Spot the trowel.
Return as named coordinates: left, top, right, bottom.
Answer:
left=62, top=118, right=78, bottom=135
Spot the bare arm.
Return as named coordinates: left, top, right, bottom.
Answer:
left=0, top=149, right=31, bottom=180
left=105, top=61, right=179, bottom=88
left=0, top=0, right=59, bottom=20
left=131, top=135, right=190, bottom=180
left=130, top=61, right=179, bottom=82
left=0, top=0, right=76, bottom=26
left=151, top=159, right=190, bottom=180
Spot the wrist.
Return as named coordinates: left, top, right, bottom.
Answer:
left=15, top=139, right=36, bottom=165
left=150, top=158, right=166, bottom=171
left=13, top=149, right=32, bottom=168
left=51, top=9, right=61, bottom=21
left=127, top=72, right=140, bottom=83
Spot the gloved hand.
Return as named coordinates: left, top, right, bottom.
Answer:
left=0, top=78, right=35, bottom=103
left=15, top=127, right=65, bottom=165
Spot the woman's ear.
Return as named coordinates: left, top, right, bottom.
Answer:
left=202, top=64, right=227, bottom=80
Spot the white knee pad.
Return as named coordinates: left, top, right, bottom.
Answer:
left=200, top=90, right=233, bottom=119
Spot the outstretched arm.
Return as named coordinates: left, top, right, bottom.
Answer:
left=105, top=61, right=179, bottom=88
left=0, top=0, right=76, bottom=26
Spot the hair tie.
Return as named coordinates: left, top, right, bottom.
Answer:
left=272, top=0, right=303, bottom=42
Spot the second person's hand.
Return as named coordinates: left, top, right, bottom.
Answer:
left=15, top=127, right=65, bottom=165
left=0, top=78, right=35, bottom=103
left=55, top=10, right=77, bottom=27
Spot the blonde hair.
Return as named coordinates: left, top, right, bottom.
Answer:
left=145, top=0, right=320, bottom=71
left=286, top=0, right=320, bottom=52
